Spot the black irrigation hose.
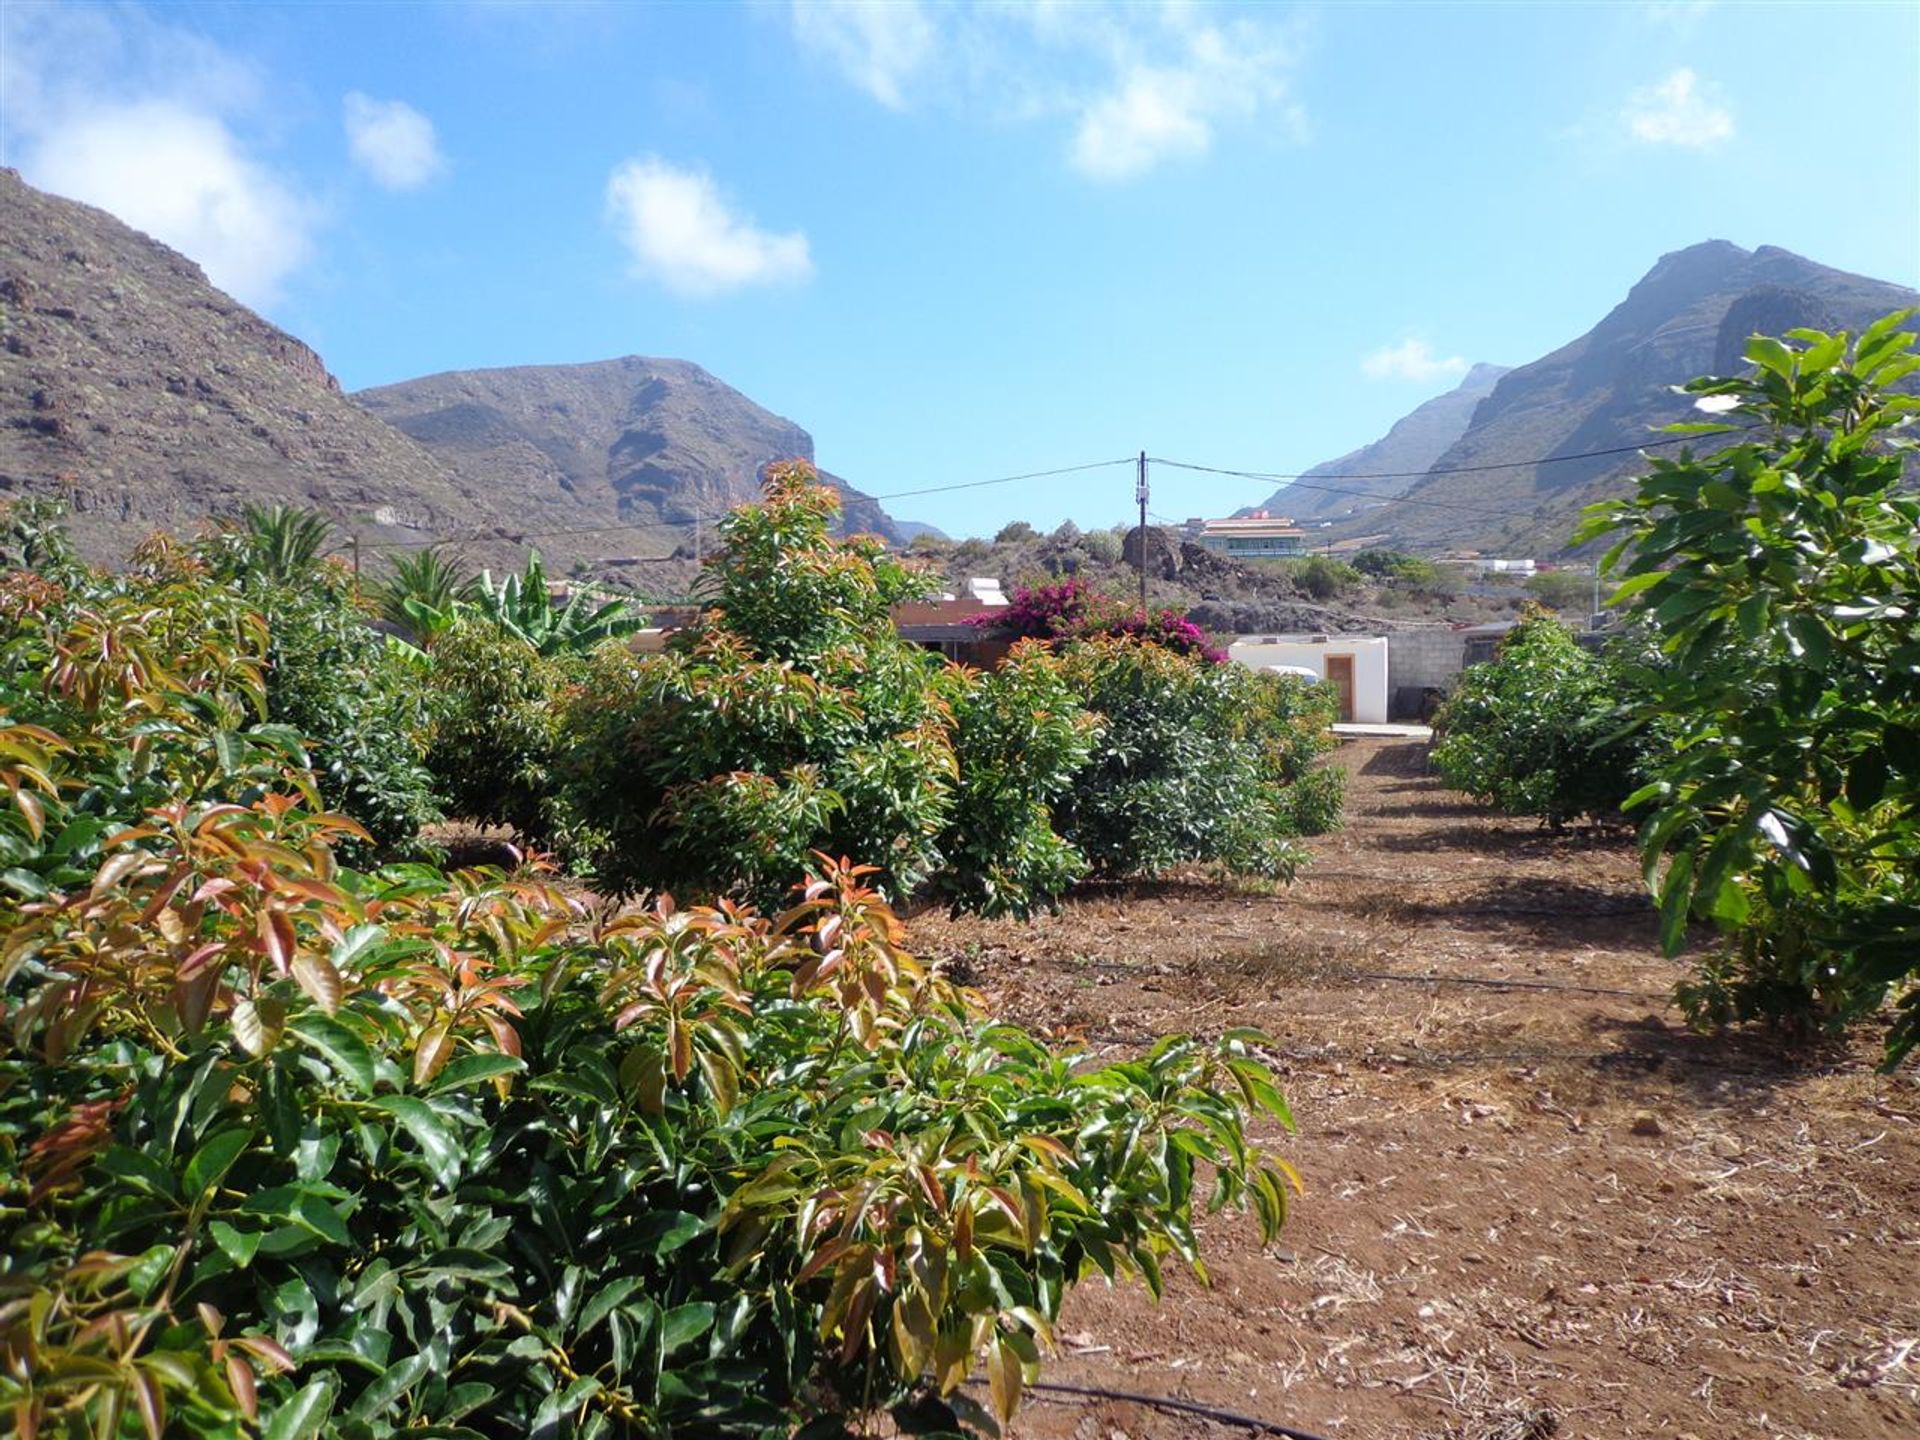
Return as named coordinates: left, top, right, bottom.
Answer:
left=963, top=1377, right=1334, bottom=1440
left=1057, top=955, right=1664, bottom=999
left=1072, top=1033, right=1847, bottom=1078
left=1341, top=970, right=1665, bottom=1000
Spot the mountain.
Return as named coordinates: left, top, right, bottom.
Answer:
left=0, top=169, right=906, bottom=569
left=1255, top=362, right=1509, bottom=520
left=0, top=168, right=508, bottom=562
left=1334, top=241, right=1918, bottom=555
left=354, top=359, right=906, bottom=554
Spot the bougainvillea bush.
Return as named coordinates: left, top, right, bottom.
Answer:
left=973, top=579, right=1227, bottom=663
left=0, top=541, right=1301, bottom=1435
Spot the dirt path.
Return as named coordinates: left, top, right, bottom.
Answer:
left=911, top=739, right=1920, bottom=1440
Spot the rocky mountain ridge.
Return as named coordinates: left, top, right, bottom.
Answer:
left=355, top=358, right=906, bottom=556
left=1255, top=361, right=1509, bottom=520
left=1319, top=240, right=1918, bottom=554
left=0, top=169, right=906, bottom=568
left=0, top=168, right=496, bottom=561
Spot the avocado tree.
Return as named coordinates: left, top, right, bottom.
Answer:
left=1575, top=311, right=1920, bottom=1063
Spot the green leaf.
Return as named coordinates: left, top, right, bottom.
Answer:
left=184, top=1127, right=254, bottom=1198
left=348, top=1352, right=431, bottom=1421
left=427, top=1052, right=525, bottom=1094
left=372, top=1096, right=463, bottom=1188
left=1658, top=849, right=1696, bottom=956
left=660, top=1302, right=715, bottom=1356
left=1847, top=749, right=1889, bottom=811
left=127, top=1243, right=177, bottom=1301
left=209, top=1221, right=263, bottom=1267
left=261, top=1378, right=337, bottom=1440
left=287, top=1014, right=377, bottom=1094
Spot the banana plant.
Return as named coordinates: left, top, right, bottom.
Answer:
left=472, top=550, right=648, bottom=656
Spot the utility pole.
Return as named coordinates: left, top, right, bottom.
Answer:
left=1136, top=450, right=1149, bottom=616
left=694, top=515, right=702, bottom=563
left=349, top=535, right=360, bottom=580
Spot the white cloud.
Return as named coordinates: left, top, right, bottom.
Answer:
left=787, top=1, right=1305, bottom=182
left=0, top=4, right=317, bottom=308
left=1623, top=68, right=1734, bottom=148
left=343, top=93, right=446, bottom=191
left=605, top=157, right=813, bottom=298
left=1362, top=339, right=1469, bottom=384
left=788, top=0, right=934, bottom=110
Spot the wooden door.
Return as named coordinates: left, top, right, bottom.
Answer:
left=1325, top=654, right=1355, bottom=723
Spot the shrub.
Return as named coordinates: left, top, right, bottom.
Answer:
left=195, top=518, right=442, bottom=855
left=993, top=521, right=1037, bottom=544
left=976, top=579, right=1225, bottom=662
left=2, top=715, right=1300, bottom=1438
left=422, top=618, right=575, bottom=840
left=1080, top=528, right=1123, bottom=565
left=1575, top=310, right=1920, bottom=1063
left=1431, top=608, right=1645, bottom=828
left=1053, top=638, right=1336, bottom=878
left=1286, top=555, right=1361, bottom=601
left=551, top=465, right=961, bottom=908
left=931, top=640, right=1102, bottom=916
left=1523, top=569, right=1595, bottom=613
left=250, top=578, right=441, bottom=856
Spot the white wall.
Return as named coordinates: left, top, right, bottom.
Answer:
left=1227, top=635, right=1391, bottom=725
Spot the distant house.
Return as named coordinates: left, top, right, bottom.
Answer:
left=1227, top=634, right=1390, bottom=724
left=892, top=579, right=1012, bottom=667
left=1190, top=512, right=1307, bottom=560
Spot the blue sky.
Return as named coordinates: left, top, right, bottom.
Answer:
left=4, top=1, right=1916, bottom=537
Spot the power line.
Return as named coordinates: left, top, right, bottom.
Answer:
left=351, top=458, right=1139, bottom=553
left=1150, top=428, right=1742, bottom=520
left=347, top=429, right=1744, bottom=559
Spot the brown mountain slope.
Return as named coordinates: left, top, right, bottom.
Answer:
left=1347, top=241, right=1918, bottom=555
left=354, top=359, right=906, bottom=554
left=0, top=168, right=497, bottom=561
left=1256, top=362, right=1509, bottom=521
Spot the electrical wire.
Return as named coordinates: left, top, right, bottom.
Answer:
left=345, top=429, right=1745, bottom=556
left=350, top=458, right=1138, bottom=553
left=1150, top=428, right=1746, bottom=519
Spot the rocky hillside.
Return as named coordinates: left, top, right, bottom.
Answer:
left=1336, top=241, right=1917, bottom=555
left=0, top=168, right=497, bottom=562
left=355, top=359, right=907, bottom=553
left=0, top=169, right=908, bottom=568
left=1257, top=362, right=1508, bottom=520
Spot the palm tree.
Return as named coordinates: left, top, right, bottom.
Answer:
left=374, top=546, right=475, bottom=643
left=230, top=504, right=336, bottom=582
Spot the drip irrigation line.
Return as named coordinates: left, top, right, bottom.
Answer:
left=1339, top=970, right=1666, bottom=1000
left=1071, top=1035, right=1860, bottom=1079
left=961, top=1378, right=1334, bottom=1440
left=1055, top=954, right=1661, bottom=999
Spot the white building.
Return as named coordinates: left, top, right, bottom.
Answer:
left=1228, top=634, right=1391, bottom=725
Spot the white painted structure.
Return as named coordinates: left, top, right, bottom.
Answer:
left=1228, top=635, right=1391, bottom=725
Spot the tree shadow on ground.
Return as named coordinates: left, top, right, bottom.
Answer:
left=1579, top=1009, right=1866, bottom=1099
left=1364, top=795, right=1488, bottom=820
left=1303, top=871, right=1658, bottom=949
left=1354, top=742, right=1433, bottom=779
left=1370, top=821, right=1634, bottom=857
